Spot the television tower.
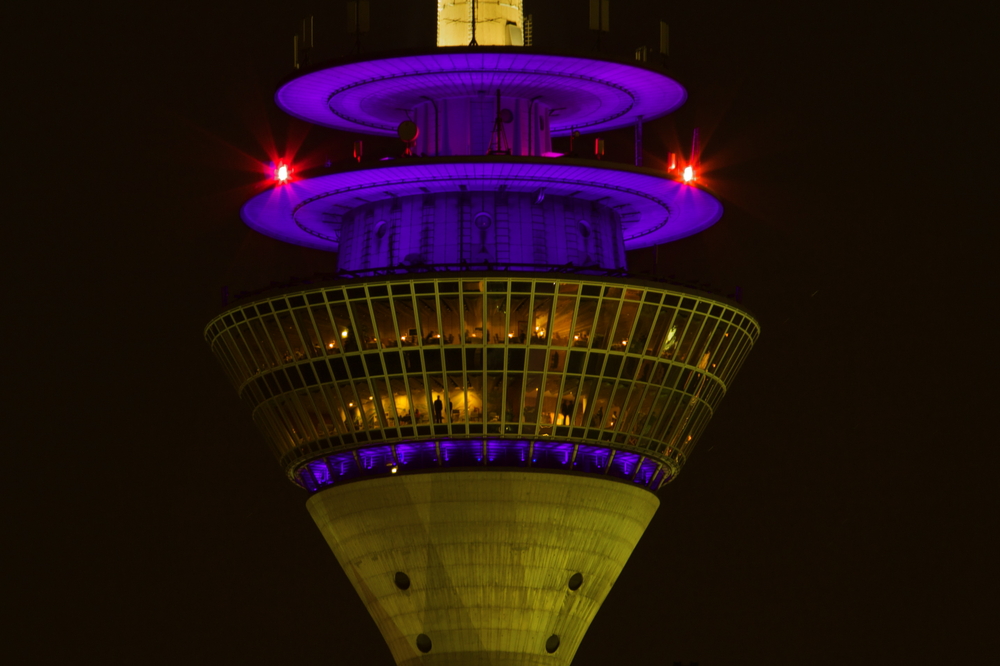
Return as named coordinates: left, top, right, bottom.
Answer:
left=205, top=4, right=759, bottom=664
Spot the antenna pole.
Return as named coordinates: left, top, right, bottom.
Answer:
left=634, top=116, right=643, bottom=167
left=691, top=128, right=700, bottom=170
left=470, top=0, right=478, bottom=46
left=488, top=89, right=510, bottom=155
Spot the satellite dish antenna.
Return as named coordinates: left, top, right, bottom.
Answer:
left=398, top=120, right=419, bottom=156
left=397, top=120, right=419, bottom=143
left=500, top=108, right=513, bottom=124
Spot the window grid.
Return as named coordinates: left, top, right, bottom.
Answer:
left=207, top=277, right=757, bottom=482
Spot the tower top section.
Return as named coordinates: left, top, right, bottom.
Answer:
left=437, top=0, right=525, bottom=47
left=275, top=48, right=686, bottom=137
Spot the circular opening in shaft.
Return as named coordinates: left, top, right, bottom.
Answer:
left=416, top=634, right=432, bottom=653
left=568, top=572, right=584, bottom=591
left=545, top=634, right=560, bottom=653
left=394, top=571, right=411, bottom=590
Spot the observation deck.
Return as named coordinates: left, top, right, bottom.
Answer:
left=207, top=29, right=760, bottom=666
left=205, top=273, right=758, bottom=492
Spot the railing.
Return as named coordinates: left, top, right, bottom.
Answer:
left=227, top=263, right=737, bottom=305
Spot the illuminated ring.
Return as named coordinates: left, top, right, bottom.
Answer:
left=276, top=48, right=687, bottom=136
left=322, top=67, right=636, bottom=133
left=241, top=157, right=722, bottom=251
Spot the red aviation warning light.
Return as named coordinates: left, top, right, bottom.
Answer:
left=683, top=165, right=695, bottom=182
left=274, top=162, right=291, bottom=184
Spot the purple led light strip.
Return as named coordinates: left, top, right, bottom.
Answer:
left=294, top=439, right=672, bottom=494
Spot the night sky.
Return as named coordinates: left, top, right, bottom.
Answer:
left=11, top=1, right=995, bottom=664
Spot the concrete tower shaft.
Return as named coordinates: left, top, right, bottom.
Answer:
left=308, top=472, right=657, bottom=666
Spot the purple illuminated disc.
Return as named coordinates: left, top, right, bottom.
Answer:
left=276, top=48, right=687, bottom=136
left=241, top=157, right=722, bottom=250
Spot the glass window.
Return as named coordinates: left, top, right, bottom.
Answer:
left=407, top=375, right=430, bottom=424
left=523, top=374, right=542, bottom=425
left=389, top=378, right=411, bottom=425
left=606, top=382, right=631, bottom=429
left=609, top=302, right=638, bottom=352
left=486, top=373, right=504, bottom=421
left=429, top=376, right=448, bottom=424
left=509, top=295, right=531, bottom=343
left=319, top=385, right=347, bottom=434
left=276, top=312, right=304, bottom=361
left=417, top=296, right=440, bottom=344
left=661, top=312, right=688, bottom=359
left=439, top=296, right=460, bottom=344
left=371, top=299, right=398, bottom=348
left=486, top=295, right=507, bottom=344
left=573, top=298, right=598, bottom=347
left=530, top=295, right=553, bottom=345
left=637, top=359, right=653, bottom=383
left=465, top=347, right=483, bottom=372
left=626, top=304, right=656, bottom=355
left=588, top=380, right=614, bottom=427
left=505, top=373, right=523, bottom=422
left=645, top=307, right=674, bottom=357
left=248, top=319, right=278, bottom=368
left=293, top=309, right=321, bottom=358
left=393, top=297, right=417, bottom=347
left=221, top=329, right=254, bottom=379
left=296, top=391, right=326, bottom=440
left=310, top=306, right=340, bottom=354
left=541, top=375, right=562, bottom=425
left=351, top=301, right=379, bottom=351
left=574, top=377, right=595, bottom=426
left=690, top=317, right=719, bottom=368
left=528, top=349, right=547, bottom=372
left=446, top=374, right=464, bottom=423
left=328, top=303, right=357, bottom=352
left=468, top=374, right=484, bottom=422
left=370, top=377, right=393, bottom=427
left=463, top=294, right=483, bottom=343
left=338, top=382, right=363, bottom=431
left=550, top=295, right=576, bottom=347
left=590, top=298, right=620, bottom=349
left=630, top=389, right=658, bottom=436
left=676, top=314, right=705, bottom=364
left=561, top=376, right=581, bottom=426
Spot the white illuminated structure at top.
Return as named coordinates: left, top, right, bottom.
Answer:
left=437, top=0, right=525, bottom=46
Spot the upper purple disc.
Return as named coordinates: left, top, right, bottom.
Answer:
left=276, top=49, right=687, bottom=137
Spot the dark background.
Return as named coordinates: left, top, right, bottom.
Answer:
left=9, top=1, right=996, bottom=664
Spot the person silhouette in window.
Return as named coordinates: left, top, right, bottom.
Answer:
left=433, top=395, right=444, bottom=423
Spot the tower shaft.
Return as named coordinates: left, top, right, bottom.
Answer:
left=308, top=471, right=659, bottom=665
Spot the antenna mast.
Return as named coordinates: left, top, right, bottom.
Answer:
left=347, top=1, right=370, bottom=54
left=469, top=0, right=478, bottom=46
left=488, top=89, right=511, bottom=155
